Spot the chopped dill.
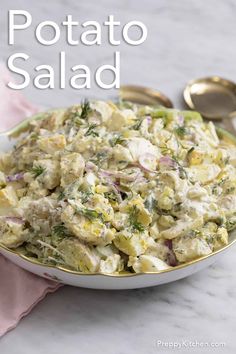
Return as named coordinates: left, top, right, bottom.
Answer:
left=128, top=205, right=145, bottom=232
left=52, top=224, right=69, bottom=237
left=104, top=191, right=118, bottom=202
left=172, top=156, right=187, bottom=179
left=30, top=165, right=46, bottom=178
left=51, top=223, right=71, bottom=246
left=76, top=207, right=104, bottom=222
left=80, top=99, right=91, bottom=119
left=80, top=190, right=93, bottom=203
left=58, top=190, right=66, bottom=201
left=130, top=119, right=143, bottom=130
left=144, top=196, right=157, bottom=212
left=109, top=134, right=125, bottom=147
left=85, top=124, right=99, bottom=137
left=90, top=151, right=107, bottom=166
left=175, top=126, right=187, bottom=137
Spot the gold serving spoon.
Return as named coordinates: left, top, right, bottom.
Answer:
left=119, top=85, right=173, bottom=108
left=183, top=76, right=236, bottom=132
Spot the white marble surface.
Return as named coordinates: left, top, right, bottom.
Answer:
left=1, top=0, right=236, bottom=353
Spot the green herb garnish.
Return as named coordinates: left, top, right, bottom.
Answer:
left=30, top=165, right=46, bottom=178
left=52, top=224, right=69, bottom=237
left=90, top=151, right=107, bottom=166
left=76, top=207, right=104, bottom=221
left=51, top=224, right=70, bottom=246
left=155, top=206, right=171, bottom=216
left=128, top=205, right=145, bottom=232
left=109, top=134, right=125, bottom=147
left=80, top=190, right=93, bottom=203
left=58, top=190, right=66, bottom=201
left=172, top=156, right=187, bottom=179
left=80, top=99, right=91, bottom=119
left=144, top=196, right=157, bottom=212
left=104, top=191, right=118, bottom=202
left=175, top=126, right=187, bottom=137
left=130, top=119, right=143, bottom=130
left=85, top=124, right=99, bottom=137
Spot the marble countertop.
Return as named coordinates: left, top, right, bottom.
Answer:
left=1, top=0, right=236, bottom=353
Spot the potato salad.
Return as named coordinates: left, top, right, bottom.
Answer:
left=0, top=101, right=235, bottom=274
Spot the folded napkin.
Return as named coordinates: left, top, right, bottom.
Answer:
left=0, top=64, right=61, bottom=338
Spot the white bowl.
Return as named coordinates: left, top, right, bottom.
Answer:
left=0, top=239, right=235, bottom=289
left=0, top=112, right=235, bottom=289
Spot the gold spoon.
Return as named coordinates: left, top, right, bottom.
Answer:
left=183, top=77, right=236, bottom=132
left=119, top=85, right=173, bottom=108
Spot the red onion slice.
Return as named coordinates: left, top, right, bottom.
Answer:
left=85, top=161, right=97, bottom=172
left=6, top=172, right=24, bottom=182
left=159, top=156, right=177, bottom=169
left=166, top=251, right=177, bottom=266
left=138, top=153, right=157, bottom=172
left=164, top=240, right=177, bottom=266
left=109, top=184, right=122, bottom=203
left=164, top=239, right=173, bottom=250
left=4, top=216, right=25, bottom=225
left=146, top=115, right=152, bottom=126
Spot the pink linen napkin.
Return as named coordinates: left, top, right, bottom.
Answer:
left=0, top=63, right=61, bottom=337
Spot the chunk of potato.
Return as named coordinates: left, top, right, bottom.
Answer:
left=187, top=149, right=204, bottom=165
left=58, top=238, right=100, bottom=272
left=91, top=101, right=114, bottom=122
left=106, top=110, right=134, bottom=131
left=128, top=255, right=170, bottom=273
left=36, top=159, right=60, bottom=190
left=213, top=227, right=228, bottom=250
left=119, top=196, right=152, bottom=226
left=112, top=145, right=133, bottom=163
left=0, top=153, right=14, bottom=173
left=39, top=111, right=66, bottom=131
left=157, top=186, right=174, bottom=211
left=24, top=197, right=59, bottom=235
left=187, top=164, right=221, bottom=184
left=0, top=186, right=18, bottom=209
left=89, top=194, right=114, bottom=222
left=173, top=237, right=212, bottom=262
left=114, top=230, right=149, bottom=256
left=0, top=218, right=26, bottom=248
left=160, top=216, right=204, bottom=240
left=60, top=153, right=85, bottom=187
left=61, top=205, right=115, bottom=245
left=38, top=134, right=66, bottom=154
left=0, top=171, right=6, bottom=187
left=99, top=254, right=123, bottom=273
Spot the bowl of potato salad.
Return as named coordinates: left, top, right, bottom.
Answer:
left=0, top=101, right=235, bottom=289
